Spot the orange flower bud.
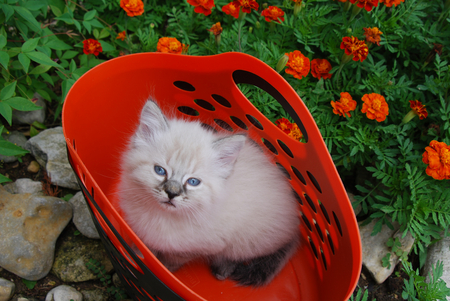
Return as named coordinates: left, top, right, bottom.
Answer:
left=116, top=31, right=126, bottom=41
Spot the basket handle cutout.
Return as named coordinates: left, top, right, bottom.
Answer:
left=232, top=70, right=308, bottom=143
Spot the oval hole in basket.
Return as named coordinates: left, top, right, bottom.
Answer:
left=333, top=211, right=343, bottom=237
left=308, top=237, right=319, bottom=259
left=246, top=115, right=263, bottom=130
left=327, top=231, right=335, bottom=254
left=319, top=201, right=331, bottom=224
left=262, top=138, right=278, bottom=155
left=301, top=214, right=312, bottom=232
left=214, top=119, right=233, bottom=132
left=304, top=193, right=317, bottom=213
left=307, top=171, right=322, bottom=193
left=178, top=106, right=199, bottom=116
left=194, top=99, right=215, bottom=111
left=201, top=123, right=217, bottom=133
left=232, top=70, right=308, bottom=143
left=277, top=140, right=294, bottom=158
left=313, top=219, right=324, bottom=242
left=211, top=94, right=232, bottom=108
left=321, top=249, right=328, bottom=270
left=276, top=162, right=291, bottom=180
left=230, top=116, right=248, bottom=130
left=291, top=166, right=306, bottom=185
left=174, top=81, right=195, bottom=91
left=293, top=190, right=303, bottom=205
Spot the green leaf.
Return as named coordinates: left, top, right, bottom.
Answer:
left=84, top=10, right=96, bottom=21
left=0, top=102, right=12, bottom=125
left=0, top=35, right=6, bottom=50
left=25, top=51, right=61, bottom=68
left=83, top=20, right=92, bottom=34
left=0, top=173, right=12, bottom=183
left=32, top=121, right=47, bottom=129
left=29, top=64, right=52, bottom=75
left=18, top=53, right=30, bottom=73
left=49, top=5, right=62, bottom=17
left=4, top=97, right=41, bottom=111
left=21, top=38, right=40, bottom=53
left=29, top=125, right=39, bottom=137
left=21, top=279, right=37, bottom=290
left=45, top=39, right=72, bottom=50
left=13, top=6, right=41, bottom=32
left=0, top=81, right=17, bottom=100
left=0, top=140, right=29, bottom=156
left=0, top=51, right=9, bottom=70
left=2, top=4, right=14, bottom=22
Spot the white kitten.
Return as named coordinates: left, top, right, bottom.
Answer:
left=118, top=100, right=300, bottom=286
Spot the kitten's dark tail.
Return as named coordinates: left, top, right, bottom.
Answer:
left=230, top=239, right=299, bottom=287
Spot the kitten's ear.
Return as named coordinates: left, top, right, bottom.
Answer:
left=135, top=100, right=168, bottom=143
left=213, top=135, right=246, bottom=176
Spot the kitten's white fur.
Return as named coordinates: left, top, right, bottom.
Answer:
left=118, top=100, right=300, bottom=285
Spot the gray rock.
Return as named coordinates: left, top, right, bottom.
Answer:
left=52, top=229, right=113, bottom=282
left=423, top=235, right=450, bottom=300
left=10, top=178, right=43, bottom=195
left=0, top=186, right=72, bottom=280
left=69, top=192, right=99, bottom=239
left=24, top=127, right=79, bottom=190
left=11, top=296, right=38, bottom=301
left=0, top=278, right=15, bottom=301
left=45, top=285, right=82, bottom=301
left=81, top=289, right=109, bottom=301
left=12, top=93, right=46, bottom=125
left=0, top=131, right=28, bottom=163
left=359, top=219, right=414, bottom=284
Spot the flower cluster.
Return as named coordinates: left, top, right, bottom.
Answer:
left=310, top=59, right=332, bottom=80
left=187, top=0, right=215, bottom=16
left=379, top=0, right=405, bottom=7
left=422, top=141, right=450, bottom=180
left=156, top=37, right=186, bottom=54
left=261, top=6, right=285, bottom=23
left=285, top=50, right=310, bottom=80
left=275, top=118, right=303, bottom=141
left=349, top=0, right=378, bottom=12
left=222, top=0, right=259, bottom=18
left=361, top=93, right=389, bottom=122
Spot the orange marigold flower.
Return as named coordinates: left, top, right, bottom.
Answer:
left=361, top=93, right=389, bottom=122
left=276, top=118, right=292, bottom=134
left=208, top=22, right=223, bottom=36
left=331, top=92, right=357, bottom=117
left=157, top=37, right=184, bottom=54
left=275, top=118, right=303, bottom=140
left=379, top=0, right=404, bottom=7
left=285, top=50, right=310, bottom=80
left=222, top=1, right=240, bottom=18
left=422, top=140, right=450, bottom=180
left=120, top=0, right=144, bottom=17
left=291, top=0, right=302, bottom=3
left=311, top=58, right=332, bottom=80
left=187, top=0, right=215, bottom=16
left=83, top=39, right=102, bottom=56
left=261, top=6, right=285, bottom=23
left=349, top=0, right=378, bottom=11
left=238, top=0, right=259, bottom=13
left=363, top=27, right=383, bottom=46
left=410, top=100, right=428, bottom=119
left=116, top=31, right=126, bottom=41
left=340, top=36, right=369, bottom=62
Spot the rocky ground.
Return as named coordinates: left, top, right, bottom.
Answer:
left=0, top=99, right=448, bottom=301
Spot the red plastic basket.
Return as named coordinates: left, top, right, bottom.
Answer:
left=62, top=52, right=361, bottom=301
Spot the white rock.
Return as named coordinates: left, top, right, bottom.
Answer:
left=69, top=192, right=99, bottom=239
left=423, top=235, right=450, bottom=301
left=45, top=285, right=83, bottom=301
left=14, top=179, right=43, bottom=195
left=0, top=278, right=15, bottom=301
left=24, top=127, right=79, bottom=190
left=359, top=219, right=414, bottom=284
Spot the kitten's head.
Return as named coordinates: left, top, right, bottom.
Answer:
left=122, top=100, right=245, bottom=215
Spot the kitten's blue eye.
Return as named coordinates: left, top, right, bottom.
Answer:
left=186, top=178, right=201, bottom=186
left=154, top=165, right=166, bottom=176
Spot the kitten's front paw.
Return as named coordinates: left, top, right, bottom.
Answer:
left=210, top=261, right=238, bottom=281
